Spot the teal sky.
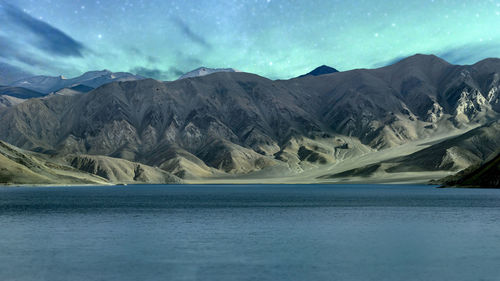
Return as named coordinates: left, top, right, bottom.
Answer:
left=1, top=0, right=500, bottom=80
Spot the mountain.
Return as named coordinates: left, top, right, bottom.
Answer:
left=9, top=75, right=69, bottom=94
left=178, top=67, right=238, bottom=80
left=0, top=140, right=181, bottom=185
left=0, top=95, right=24, bottom=108
left=0, top=85, right=45, bottom=99
left=390, top=121, right=500, bottom=172
left=320, top=120, right=500, bottom=182
left=437, top=152, right=500, bottom=188
left=67, top=154, right=182, bottom=184
left=298, top=65, right=339, bottom=78
left=0, top=71, right=109, bottom=107
left=0, top=54, right=500, bottom=183
left=50, top=84, right=95, bottom=98
left=9, top=70, right=144, bottom=94
left=0, top=86, right=45, bottom=108
left=0, top=140, right=106, bottom=185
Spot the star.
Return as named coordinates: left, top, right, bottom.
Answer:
left=2, top=0, right=499, bottom=81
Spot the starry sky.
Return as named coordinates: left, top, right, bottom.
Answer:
left=1, top=0, right=500, bottom=80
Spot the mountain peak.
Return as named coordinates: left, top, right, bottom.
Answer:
left=177, top=67, right=238, bottom=80
left=472, top=57, right=500, bottom=71
left=394, top=54, right=451, bottom=67
left=298, top=65, right=339, bottom=78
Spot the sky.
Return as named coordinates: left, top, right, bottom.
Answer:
left=1, top=0, right=500, bottom=80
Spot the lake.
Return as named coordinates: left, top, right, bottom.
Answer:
left=0, top=184, right=499, bottom=281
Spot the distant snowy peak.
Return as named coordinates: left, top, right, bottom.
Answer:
left=178, top=67, right=239, bottom=80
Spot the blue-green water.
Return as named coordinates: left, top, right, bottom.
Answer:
left=0, top=184, right=499, bottom=281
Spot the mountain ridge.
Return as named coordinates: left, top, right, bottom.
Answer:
left=177, top=67, right=238, bottom=80
left=1, top=54, right=500, bottom=184
left=9, top=70, right=144, bottom=94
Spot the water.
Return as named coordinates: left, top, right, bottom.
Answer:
left=0, top=184, right=499, bottom=281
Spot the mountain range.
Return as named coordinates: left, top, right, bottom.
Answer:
left=0, top=70, right=144, bottom=108
left=1, top=54, right=499, bottom=185
left=8, top=70, right=144, bottom=94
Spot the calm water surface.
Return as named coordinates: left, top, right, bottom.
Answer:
left=0, top=184, right=499, bottom=281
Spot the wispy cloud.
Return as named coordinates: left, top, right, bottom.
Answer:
left=130, top=66, right=185, bottom=80
left=0, top=0, right=85, bottom=57
left=0, top=62, right=32, bottom=84
left=373, top=55, right=408, bottom=68
left=437, top=42, right=500, bottom=65
left=171, top=17, right=212, bottom=49
left=0, top=35, right=50, bottom=67
left=372, top=42, right=500, bottom=69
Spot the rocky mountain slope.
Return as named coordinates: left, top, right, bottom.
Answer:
left=437, top=152, right=500, bottom=188
left=0, top=54, right=499, bottom=183
left=0, top=95, right=24, bottom=108
left=0, top=86, right=45, bottom=108
left=67, top=154, right=181, bottom=184
left=0, top=140, right=181, bottom=185
left=320, top=120, right=500, bottom=181
left=0, top=85, right=45, bottom=99
left=0, top=140, right=106, bottom=185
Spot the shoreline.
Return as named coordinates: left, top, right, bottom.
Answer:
left=0, top=182, right=443, bottom=188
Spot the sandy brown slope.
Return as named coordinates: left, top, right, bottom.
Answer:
left=0, top=141, right=181, bottom=185
left=67, top=154, right=182, bottom=184
left=317, top=121, right=500, bottom=182
left=0, top=141, right=107, bottom=185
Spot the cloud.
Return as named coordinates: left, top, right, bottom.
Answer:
left=168, top=67, right=185, bottom=77
left=0, top=0, right=85, bottom=57
left=0, top=62, right=33, bottom=84
left=0, top=35, right=51, bottom=67
left=171, top=17, right=212, bottom=49
left=130, top=67, right=168, bottom=79
left=437, top=42, right=500, bottom=65
left=147, top=56, right=159, bottom=64
left=373, top=42, right=500, bottom=69
left=130, top=66, right=185, bottom=80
